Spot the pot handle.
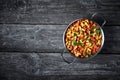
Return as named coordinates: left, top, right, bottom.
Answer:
left=91, top=13, right=106, bottom=27
left=61, top=50, right=76, bottom=64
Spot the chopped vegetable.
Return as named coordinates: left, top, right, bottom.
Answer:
left=74, top=32, right=78, bottom=36
left=85, top=34, right=89, bottom=36
left=88, top=38, right=91, bottom=42
left=73, top=39, right=77, bottom=46
left=96, top=28, right=101, bottom=34
left=78, top=41, right=84, bottom=47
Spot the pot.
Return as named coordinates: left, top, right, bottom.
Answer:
left=61, top=13, right=106, bottom=64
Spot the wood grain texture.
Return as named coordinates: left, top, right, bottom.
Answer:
left=0, top=75, right=120, bottom=80
left=0, top=0, right=120, bottom=25
left=0, top=24, right=120, bottom=53
left=0, top=0, right=120, bottom=79
left=0, top=52, right=120, bottom=79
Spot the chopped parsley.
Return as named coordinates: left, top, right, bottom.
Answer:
left=73, top=39, right=77, bottom=46
left=74, top=32, right=78, bottom=36
left=85, top=34, right=89, bottom=36
left=78, top=41, right=84, bottom=47
left=88, top=38, right=91, bottom=42
left=96, top=28, right=101, bottom=34
left=94, top=27, right=101, bottom=34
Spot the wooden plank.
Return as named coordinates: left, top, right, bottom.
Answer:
left=0, top=0, right=120, bottom=25
left=0, top=52, right=120, bottom=80
left=32, top=75, right=120, bottom=80
left=0, top=75, right=120, bottom=80
left=0, top=24, right=120, bottom=53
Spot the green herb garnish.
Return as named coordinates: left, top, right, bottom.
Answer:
left=83, top=49, right=89, bottom=58
left=96, top=28, right=101, bottom=34
left=88, top=38, right=91, bottom=42
left=73, top=39, right=77, bottom=46
left=86, top=34, right=89, bottom=36
left=74, top=32, right=78, bottom=36
left=83, top=49, right=87, bottom=54
left=78, top=41, right=84, bottom=47
left=94, top=27, right=101, bottom=34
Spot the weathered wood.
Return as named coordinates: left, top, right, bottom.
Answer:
left=0, top=75, right=120, bottom=80
left=0, top=24, right=120, bottom=53
left=0, top=52, right=120, bottom=80
left=0, top=0, right=120, bottom=25
left=0, top=0, right=119, bottom=80
left=31, top=75, right=120, bottom=80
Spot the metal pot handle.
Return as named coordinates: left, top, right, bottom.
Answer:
left=61, top=50, right=76, bottom=64
left=91, top=13, right=106, bottom=27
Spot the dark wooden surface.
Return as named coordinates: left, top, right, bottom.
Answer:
left=0, top=0, right=120, bottom=80
left=0, top=24, right=120, bottom=53
left=0, top=0, right=120, bottom=25
left=0, top=53, right=120, bottom=80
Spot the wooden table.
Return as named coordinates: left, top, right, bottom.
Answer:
left=0, top=0, right=120, bottom=80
